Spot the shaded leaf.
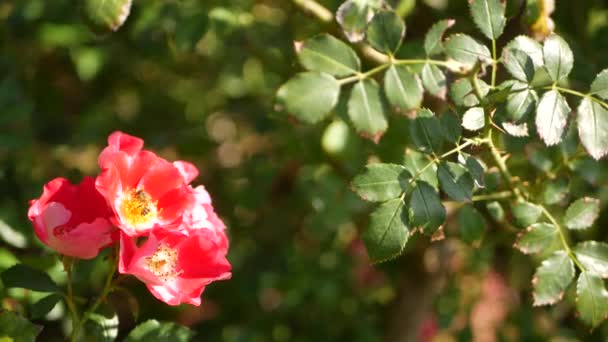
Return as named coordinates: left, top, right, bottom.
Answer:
left=363, top=198, right=409, bottom=262
left=424, top=19, right=455, bottom=56
left=124, top=320, right=193, bottom=342
left=536, top=90, right=570, bottom=146
left=503, top=36, right=544, bottom=68
left=440, top=111, right=461, bottom=143
left=469, top=0, right=506, bottom=40
left=336, top=0, right=377, bottom=43
left=403, top=150, right=438, bottom=188
left=297, top=34, right=361, bottom=77
left=1, top=264, right=59, bottom=293
left=444, top=34, right=492, bottom=68
left=348, top=79, right=388, bottom=140
left=86, top=313, right=119, bottom=342
left=449, top=78, right=490, bottom=108
left=504, top=82, right=537, bottom=122
left=514, top=223, right=557, bottom=254
left=408, top=181, right=446, bottom=235
left=511, top=201, right=543, bottom=228
left=384, top=65, right=423, bottom=113
left=0, top=311, right=42, bottom=342
left=502, top=48, right=535, bottom=82
left=576, top=271, right=608, bottom=328
left=458, top=204, right=485, bottom=244
left=542, top=178, right=568, bottom=205
left=564, top=197, right=600, bottom=230
left=543, top=34, right=574, bottom=82
left=366, top=10, right=405, bottom=54
left=409, top=108, right=444, bottom=153
left=31, top=294, right=62, bottom=319
left=577, top=97, right=608, bottom=160
left=532, top=251, right=574, bottom=306
left=351, top=163, right=410, bottom=202
left=437, top=161, right=474, bottom=201
left=462, top=107, right=485, bottom=131
left=460, top=154, right=485, bottom=188
left=574, top=241, right=608, bottom=278
left=590, top=69, right=608, bottom=100
left=421, top=64, right=447, bottom=99
left=276, top=72, right=340, bottom=123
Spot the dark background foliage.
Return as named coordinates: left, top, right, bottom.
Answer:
left=1, top=0, right=608, bottom=340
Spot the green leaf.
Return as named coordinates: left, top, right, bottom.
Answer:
left=449, top=78, right=490, bottom=108
left=403, top=150, right=438, bottom=188
left=504, top=82, right=537, bottom=122
left=536, top=90, right=570, bottom=146
left=437, top=161, right=474, bottom=201
left=460, top=154, right=485, bottom=188
left=384, top=65, right=423, bottom=113
left=408, top=181, right=446, bottom=235
left=1, top=264, right=59, bottom=293
left=336, top=0, right=382, bottom=42
left=543, top=34, right=574, bottom=82
left=532, top=251, right=575, bottom=306
left=440, top=111, right=462, bottom=144
left=276, top=72, right=340, bottom=124
left=0, top=311, right=42, bottom=342
left=348, top=79, right=388, bottom=141
left=514, top=223, right=557, bottom=254
left=462, top=107, right=485, bottom=131
left=564, top=197, right=600, bottom=230
left=124, top=320, right=193, bottom=342
left=424, top=19, right=455, bottom=56
left=502, top=122, right=529, bottom=137
left=576, top=271, right=608, bottom=328
left=503, top=36, right=544, bottom=69
left=351, top=163, right=410, bottom=202
left=469, top=0, right=506, bottom=40
left=458, top=204, right=485, bottom=244
left=574, top=241, right=608, bottom=278
left=85, top=313, right=119, bottom=342
left=366, top=10, right=405, bottom=54
left=542, top=179, right=568, bottom=205
left=409, top=108, right=444, bottom=153
left=577, top=97, right=608, bottom=160
left=444, top=34, right=492, bottom=68
left=502, top=48, right=535, bottom=83
left=82, top=0, right=132, bottom=34
left=363, top=198, right=409, bottom=262
left=421, top=64, right=447, bottom=99
left=511, top=201, right=543, bottom=228
left=590, top=69, right=608, bottom=100
left=31, top=294, right=62, bottom=319
left=297, top=34, right=361, bottom=77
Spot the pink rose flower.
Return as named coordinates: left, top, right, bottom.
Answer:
left=27, top=177, right=114, bottom=259
left=118, top=228, right=231, bottom=306
left=95, top=131, right=198, bottom=236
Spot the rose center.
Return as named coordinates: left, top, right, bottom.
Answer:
left=145, top=243, right=180, bottom=281
left=119, top=189, right=158, bottom=228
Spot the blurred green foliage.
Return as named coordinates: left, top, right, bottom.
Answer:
left=1, top=0, right=608, bottom=341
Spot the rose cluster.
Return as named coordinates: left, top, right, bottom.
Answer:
left=27, top=132, right=231, bottom=306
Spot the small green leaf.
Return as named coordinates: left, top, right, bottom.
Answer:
left=462, top=107, right=485, bottom=131
left=403, top=150, right=438, bottom=188
left=366, top=10, right=405, bottom=54
left=564, top=197, right=600, bottom=230
left=511, top=201, right=543, bottom=228
left=85, top=313, right=119, bottom=342
left=543, top=34, right=574, bottom=82
left=514, top=223, right=557, bottom=254
left=363, top=198, right=409, bottom=262
left=590, top=69, right=608, bottom=100
left=409, top=108, right=444, bottom=153
left=536, top=90, right=570, bottom=146
left=502, top=48, right=535, bottom=83
left=576, top=271, right=608, bottom=328
left=348, top=79, right=388, bottom=141
left=351, top=163, right=410, bottom=202
left=440, top=111, right=462, bottom=143
left=82, top=0, right=132, bottom=34
left=449, top=78, right=490, bottom=108
left=504, top=82, right=537, bottom=122
left=1, top=264, right=59, bottom=293
left=0, top=311, right=42, bottom=342
left=437, top=161, right=474, bottom=201
left=384, top=65, right=423, bottom=113
left=297, top=34, right=361, bottom=77
left=532, top=251, right=575, bottom=306
left=444, top=34, right=492, bottom=68
left=336, top=0, right=381, bottom=43
left=424, top=19, right=455, bottom=56
left=503, top=36, right=544, bottom=69
left=461, top=154, right=485, bottom=188
left=542, top=179, right=568, bottom=205
left=421, top=64, right=447, bottom=99
left=31, top=294, right=62, bottom=319
left=469, top=0, right=506, bottom=40
left=458, top=205, right=485, bottom=244
left=276, top=72, right=340, bottom=124
left=574, top=241, right=608, bottom=278
left=577, top=97, right=608, bottom=160
left=502, top=122, right=529, bottom=137
left=408, top=181, right=446, bottom=235
left=124, top=320, right=193, bottom=342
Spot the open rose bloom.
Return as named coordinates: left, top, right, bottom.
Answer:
left=28, top=131, right=231, bottom=306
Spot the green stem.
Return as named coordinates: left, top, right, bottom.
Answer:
left=485, top=129, right=524, bottom=202
left=491, top=39, right=497, bottom=88
left=65, top=261, right=79, bottom=324
left=292, top=0, right=333, bottom=23
left=547, top=85, right=608, bottom=109
left=337, top=59, right=450, bottom=85
left=70, top=253, right=118, bottom=342
left=539, top=205, right=586, bottom=271
left=472, top=191, right=513, bottom=202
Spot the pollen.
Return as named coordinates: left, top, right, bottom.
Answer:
left=145, top=243, right=180, bottom=281
left=119, top=189, right=158, bottom=228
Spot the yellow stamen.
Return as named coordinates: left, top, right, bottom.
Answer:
left=145, top=243, right=180, bottom=281
left=119, top=189, right=158, bottom=228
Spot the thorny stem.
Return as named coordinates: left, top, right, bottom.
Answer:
left=491, top=39, right=497, bottom=88
left=70, top=251, right=118, bottom=342
left=337, top=59, right=451, bottom=86
left=64, top=259, right=79, bottom=325
left=485, top=129, right=524, bottom=202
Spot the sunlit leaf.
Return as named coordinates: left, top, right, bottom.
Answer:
left=444, top=34, right=492, bottom=68
left=532, top=251, right=574, bottom=306
left=536, top=90, right=570, bottom=146
left=590, top=68, right=608, bottom=100
left=574, top=241, right=608, bottom=279
left=469, top=0, right=506, bottom=40
left=124, top=320, right=193, bottom=342
left=366, top=10, right=405, bottom=54
left=564, top=197, right=600, bottom=230
left=576, top=271, right=608, bottom=328
left=514, top=223, right=557, bottom=254
left=351, top=163, right=410, bottom=202
left=348, top=79, right=388, bottom=141
left=384, top=65, right=423, bottom=113
left=276, top=72, right=340, bottom=123
left=297, top=34, right=361, bottom=77
left=462, top=107, right=485, bottom=131
left=82, top=0, right=132, bottom=33
left=363, top=198, right=409, bottom=262
left=424, top=19, right=455, bottom=56
left=449, top=78, right=490, bottom=108
left=577, top=97, right=608, bottom=160
left=511, top=201, right=543, bottom=228
left=543, top=34, right=574, bottom=82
